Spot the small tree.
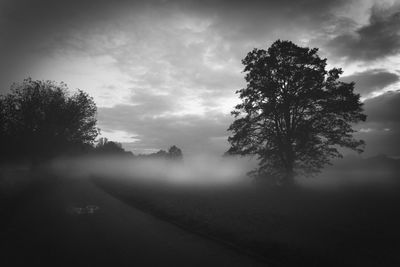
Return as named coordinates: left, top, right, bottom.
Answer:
left=227, top=40, right=366, bottom=186
left=168, top=145, right=183, bottom=161
left=0, top=78, right=99, bottom=162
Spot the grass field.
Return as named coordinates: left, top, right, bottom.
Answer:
left=94, top=174, right=400, bottom=267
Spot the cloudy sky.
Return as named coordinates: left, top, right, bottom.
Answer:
left=1, top=0, right=399, bottom=157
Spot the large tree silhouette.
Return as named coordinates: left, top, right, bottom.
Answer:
left=227, top=40, right=366, bottom=186
left=0, top=78, right=99, bottom=163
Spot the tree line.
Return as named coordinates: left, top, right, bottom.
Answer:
left=0, top=78, right=183, bottom=164
left=94, top=137, right=182, bottom=160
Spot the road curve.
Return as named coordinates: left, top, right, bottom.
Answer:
left=2, top=176, right=266, bottom=267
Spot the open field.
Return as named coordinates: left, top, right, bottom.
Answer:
left=95, top=174, right=400, bottom=267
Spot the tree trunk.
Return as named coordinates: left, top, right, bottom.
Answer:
left=281, top=158, right=295, bottom=187
left=283, top=168, right=295, bottom=187
left=282, top=144, right=295, bottom=187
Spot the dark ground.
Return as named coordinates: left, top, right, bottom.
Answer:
left=94, top=175, right=400, bottom=267
left=0, top=173, right=265, bottom=267
left=2, top=165, right=400, bottom=267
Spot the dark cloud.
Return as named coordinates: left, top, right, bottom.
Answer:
left=0, top=0, right=358, bottom=100
left=0, top=0, right=155, bottom=91
left=341, top=69, right=399, bottom=96
left=355, top=91, right=400, bottom=157
left=0, top=0, right=351, bottom=84
left=326, top=3, right=400, bottom=61
left=0, top=0, right=350, bottom=44
left=356, top=129, right=400, bottom=157
left=363, top=90, right=400, bottom=125
left=179, top=0, right=350, bottom=38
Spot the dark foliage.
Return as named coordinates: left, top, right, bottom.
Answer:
left=93, top=137, right=133, bottom=156
left=227, top=40, right=366, bottom=186
left=0, top=78, right=99, bottom=163
left=139, top=145, right=183, bottom=160
left=168, top=145, right=183, bottom=161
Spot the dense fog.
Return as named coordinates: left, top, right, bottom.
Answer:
left=48, top=155, right=257, bottom=187
left=42, top=154, right=400, bottom=189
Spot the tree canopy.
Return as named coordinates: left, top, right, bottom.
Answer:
left=0, top=78, right=99, bottom=162
left=168, top=145, right=183, bottom=161
left=227, top=40, right=366, bottom=186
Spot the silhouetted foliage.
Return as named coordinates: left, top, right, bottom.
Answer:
left=155, top=150, right=169, bottom=157
left=94, top=137, right=133, bottom=156
left=0, top=78, right=99, bottom=163
left=227, top=40, right=366, bottom=186
left=168, top=145, right=183, bottom=161
left=139, top=145, right=183, bottom=160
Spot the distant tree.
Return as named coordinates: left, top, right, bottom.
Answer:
left=94, top=137, right=133, bottom=156
left=0, top=78, right=99, bottom=163
left=139, top=146, right=183, bottom=160
left=227, top=40, right=366, bottom=186
left=168, top=145, right=183, bottom=161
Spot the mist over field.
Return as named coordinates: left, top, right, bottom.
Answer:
left=43, top=154, right=400, bottom=189
left=49, top=155, right=256, bottom=186
left=299, top=156, right=400, bottom=189
left=3, top=153, right=399, bottom=193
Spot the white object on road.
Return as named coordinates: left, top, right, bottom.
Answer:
left=66, top=205, right=100, bottom=215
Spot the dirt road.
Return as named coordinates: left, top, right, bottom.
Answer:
left=1, top=176, right=266, bottom=266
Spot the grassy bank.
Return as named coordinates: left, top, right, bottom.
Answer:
left=0, top=165, right=57, bottom=232
left=94, top=176, right=400, bottom=266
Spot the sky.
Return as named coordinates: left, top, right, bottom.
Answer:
left=0, top=0, right=399, bottom=157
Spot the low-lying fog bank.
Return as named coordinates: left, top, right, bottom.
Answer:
left=47, top=154, right=400, bottom=189
left=2, top=154, right=399, bottom=191
left=299, top=155, right=400, bottom=189
left=48, top=154, right=257, bottom=187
